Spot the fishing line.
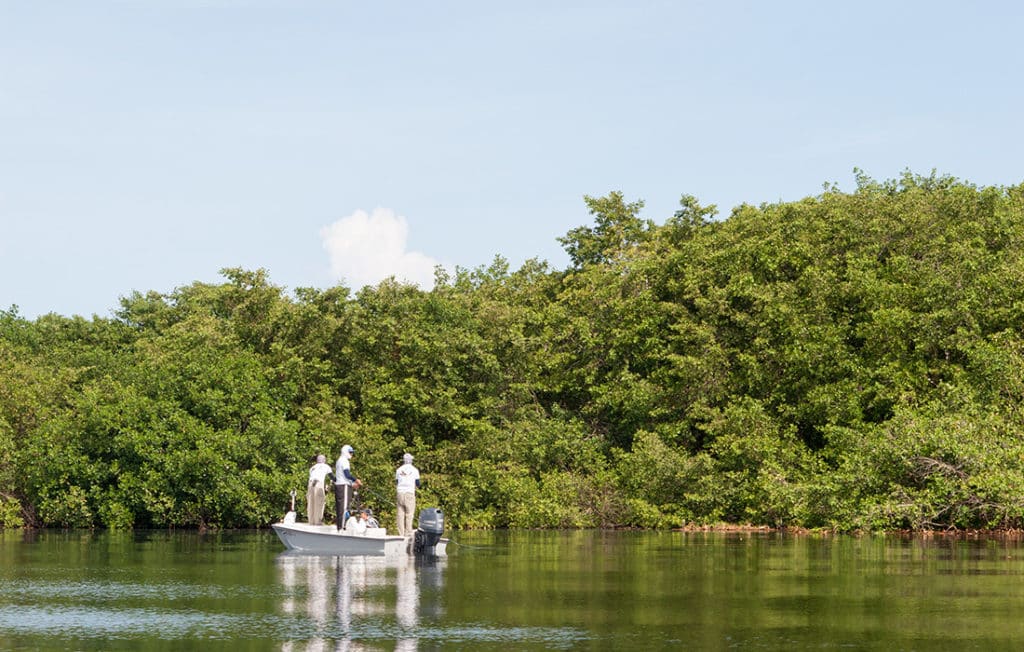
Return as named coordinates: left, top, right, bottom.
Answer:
left=360, top=486, right=398, bottom=508
left=443, top=538, right=490, bottom=551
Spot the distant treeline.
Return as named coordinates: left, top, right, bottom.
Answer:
left=4, top=171, right=1024, bottom=531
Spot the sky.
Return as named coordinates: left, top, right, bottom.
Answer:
left=2, top=1, right=1023, bottom=319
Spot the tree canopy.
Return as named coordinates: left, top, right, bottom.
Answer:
left=4, top=171, right=1024, bottom=531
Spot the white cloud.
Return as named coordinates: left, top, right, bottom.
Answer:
left=320, top=208, right=441, bottom=290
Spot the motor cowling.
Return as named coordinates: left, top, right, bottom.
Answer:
left=413, top=507, right=444, bottom=554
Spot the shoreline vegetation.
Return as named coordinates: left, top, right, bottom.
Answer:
left=675, top=524, right=1024, bottom=537
left=4, top=171, right=1024, bottom=534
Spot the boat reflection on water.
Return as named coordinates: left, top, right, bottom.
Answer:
left=277, top=551, right=445, bottom=651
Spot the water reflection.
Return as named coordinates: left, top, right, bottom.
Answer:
left=277, top=553, right=445, bottom=651
left=8, top=530, right=1024, bottom=650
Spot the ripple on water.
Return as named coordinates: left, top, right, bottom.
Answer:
left=0, top=603, right=591, bottom=648
left=1, top=578, right=229, bottom=602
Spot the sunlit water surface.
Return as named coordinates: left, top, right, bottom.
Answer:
left=3, top=529, right=1024, bottom=650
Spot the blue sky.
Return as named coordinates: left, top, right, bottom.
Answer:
left=2, top=1, right=1022, bottom=319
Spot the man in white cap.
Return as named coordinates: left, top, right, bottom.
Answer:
left=306, top=454, right=334, bottom=525
left=344, top=507, right=370, bottom=536
left=334, top=444, right=362, bottom=530
left=395, top=452, right=420, bottom=536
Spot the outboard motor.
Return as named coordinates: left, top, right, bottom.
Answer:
left=413, top=507, right=444, bottom=555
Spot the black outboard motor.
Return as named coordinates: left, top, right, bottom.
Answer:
left=413, top=507, right=444, bottom=555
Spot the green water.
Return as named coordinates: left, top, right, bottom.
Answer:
left=3, top=529, right=1024, bottom=650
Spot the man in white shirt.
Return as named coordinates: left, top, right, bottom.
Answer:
left=344, top=508, right=369, bottom=535
left=306, top=454, right=334, bottom=525
left=395, top=453, right=420, bottom=536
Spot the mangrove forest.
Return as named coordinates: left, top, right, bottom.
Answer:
left=4, top=171, right=1024, bottom=532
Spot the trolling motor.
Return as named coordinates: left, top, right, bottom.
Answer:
left=413, top=507, right=444, bottom=555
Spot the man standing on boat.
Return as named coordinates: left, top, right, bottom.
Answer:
left=306, top=454, right=334, bottom=525
left=395, top=453, right=420, bottom=536
left=334, top=444, right=362, bottom=530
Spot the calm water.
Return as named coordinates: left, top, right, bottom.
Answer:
left=3, top=529, right=1024, bottom=650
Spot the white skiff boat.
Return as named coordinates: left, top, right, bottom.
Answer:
left=271, top=506, right=448, bottom=556
left=271, top=521, right=448, bottom=556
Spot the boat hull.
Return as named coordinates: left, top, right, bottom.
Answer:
left=271, top=522, right=447, bottom=556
